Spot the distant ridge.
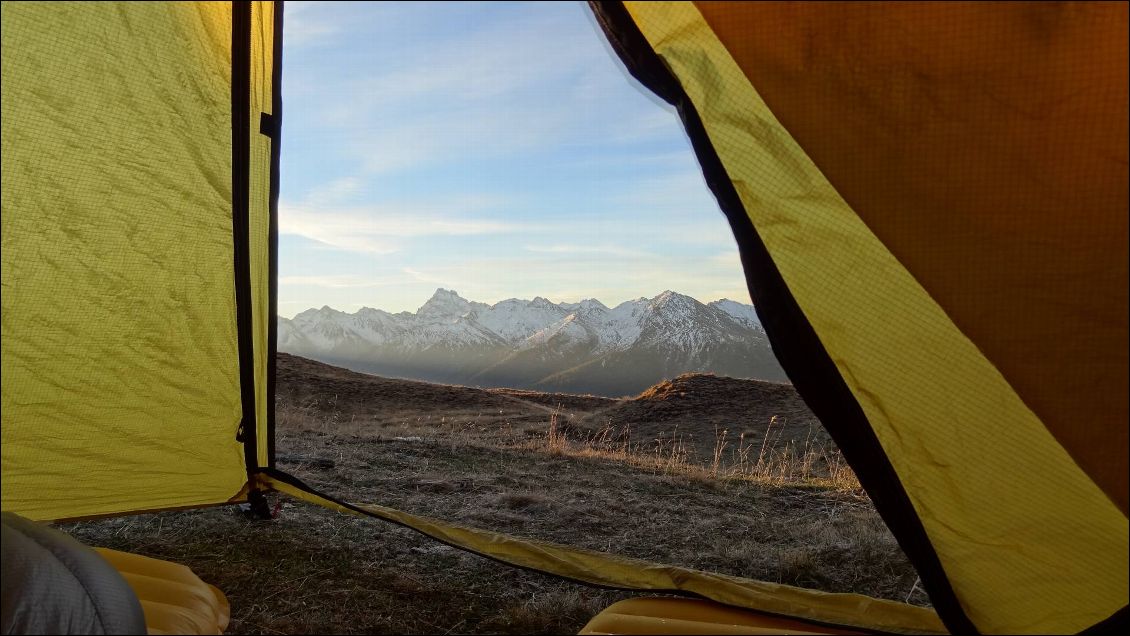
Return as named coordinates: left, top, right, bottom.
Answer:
left=279, top=289, right=785, bottom=396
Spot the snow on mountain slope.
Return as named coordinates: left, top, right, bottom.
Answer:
left=471, top=297, right=569, bottom=344
left=416, top=288, right=488, bottom=324
left=709, top=298, right=764, bottom=330
left=279, top=288, right=785, bottom=395
left=521, top=313, right=596, bottom=349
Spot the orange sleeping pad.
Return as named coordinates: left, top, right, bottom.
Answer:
left=94, top=549, right=230, bottom=635
left=579, top=598, right=862, bottom=635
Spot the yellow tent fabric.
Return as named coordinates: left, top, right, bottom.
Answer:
left=249, top=0, right=278, bottom=469
left=1, top=1, right=1126, bottom=635
left=1, top=1, right=275, bottom=520
left=2, top=2, right=248, bottom=520
left=692, top=0, right=1129, bottom=515
left=263, top=470, right=946, bottom=635
left=594, top=1, right=1128, bottom=633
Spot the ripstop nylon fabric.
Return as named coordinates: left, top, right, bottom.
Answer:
left=1, top=2, right=248, bottom=520
left=249, top=0, right=275, bottom=468
left=694, top=0, right=1129, bottom=515
left=620, top=2, right=1128, bottom=633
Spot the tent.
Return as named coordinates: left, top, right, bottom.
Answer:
left=1, top=1, right=1125, bottom=634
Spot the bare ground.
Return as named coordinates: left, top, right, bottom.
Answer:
left=61, top=354, right=928, bottom=634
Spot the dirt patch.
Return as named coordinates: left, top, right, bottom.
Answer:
left=486, top=387, right=617, bottom=413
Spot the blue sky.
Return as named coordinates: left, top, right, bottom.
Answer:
left=278, top=1, right=750, bottom=317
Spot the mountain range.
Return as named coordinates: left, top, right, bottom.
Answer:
left=278, top=289, right=786, bottom=396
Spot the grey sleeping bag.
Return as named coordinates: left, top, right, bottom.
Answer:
left=1, top=512, right=145, bottom=635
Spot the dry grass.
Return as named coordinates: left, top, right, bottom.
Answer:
left=534, top=412, right=860, bottom=491
left=59, top=355, right=928, bottom=634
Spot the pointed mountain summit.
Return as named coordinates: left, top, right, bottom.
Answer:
left=279, top=290, right=784, bottom=395
left=579, top=298, right=607, bottom=311
left=647, top=290, right=701, bottom=316
left=417, top=288, right=483, bottom=322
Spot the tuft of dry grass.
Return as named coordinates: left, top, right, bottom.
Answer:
left=58, top=355, right=922, bottom=634
left=544, top=410, right=568, bottom=455
left=532, top=412, right=860, bottom=491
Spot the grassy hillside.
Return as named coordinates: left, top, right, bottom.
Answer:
left=62, top=354, right=927, bottom=634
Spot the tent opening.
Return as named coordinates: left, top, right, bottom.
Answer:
left=5, top=1, right=1124, bottom=634
left=264, top=1, right=929, bottom=630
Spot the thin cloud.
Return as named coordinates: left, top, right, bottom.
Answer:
left=522, top=244, right=652, bottom=258
left=286, top=3, right=671, bottom=176
left=711, top=250, right=743, bottom=268
left=281, top=1, right=342, bottom=47
left=279, top=3, right=750, bottom=314
left=301, top=176, right=366, bottom=205
left=279, top=275, right=395, bottom=289
left=612, top=170, right=717, bottom=210
left=401, top=267, right=449, bottom=286
left=279, top=197, right=543, bottom=254
left=332, top=8, right=607, bottom=112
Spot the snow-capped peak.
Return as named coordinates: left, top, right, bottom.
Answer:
left=278, top=290, right=783, bottom=394
left=293, top=305, right=347, bottom=324
left=648, top=290, right=698, bottom=312
left=709, top=298, right=763, bottom=330
left=473, top=295, right=568, bottom=343
left=417, top=288, right=477, bottom=322
left=283, top=290, right=765, bottom=359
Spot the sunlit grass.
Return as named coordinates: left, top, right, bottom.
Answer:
left=535, top=411, right=861, bottom=491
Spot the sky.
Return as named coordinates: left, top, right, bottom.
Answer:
left=278, top=1, right=751, bottom=317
